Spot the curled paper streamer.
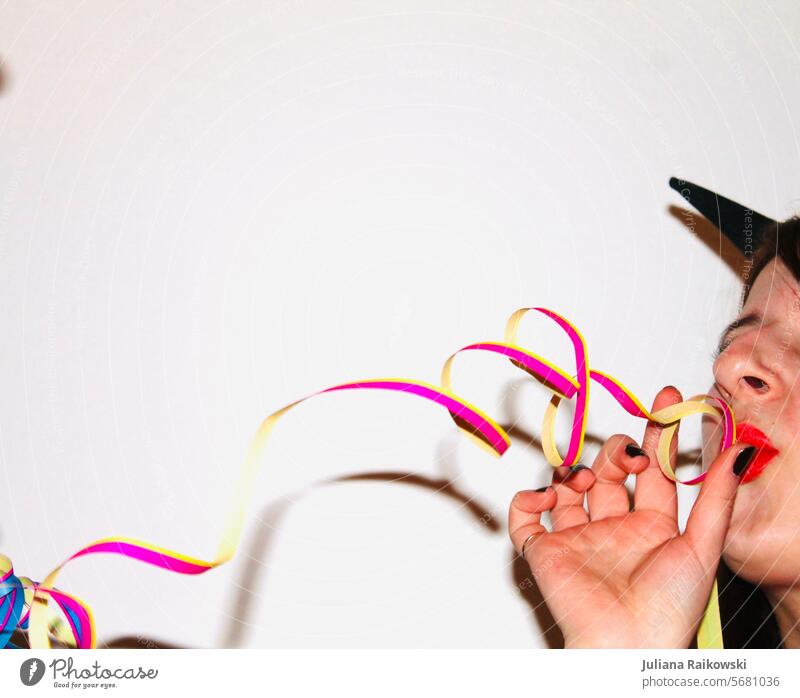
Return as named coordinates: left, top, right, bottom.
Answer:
left=2, top=307, right=734, bottom=650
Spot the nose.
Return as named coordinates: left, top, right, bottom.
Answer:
left=712, top=330, right=786, bottom=406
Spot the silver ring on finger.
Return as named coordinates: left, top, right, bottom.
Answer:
left=520, top=533, right=538, bottom=559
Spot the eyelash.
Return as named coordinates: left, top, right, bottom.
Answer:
left=711, top=340, right=732, bottom=361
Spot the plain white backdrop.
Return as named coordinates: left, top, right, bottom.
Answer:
left=1, top=0, right=800, bottom=648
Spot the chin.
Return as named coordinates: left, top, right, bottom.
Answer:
left=723, top=516, right=800, bottom=588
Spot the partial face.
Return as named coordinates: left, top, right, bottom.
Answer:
left=705, top=257, right=800, bottom=588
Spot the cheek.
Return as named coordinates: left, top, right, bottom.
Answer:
left=724, top=513, right=800, bottom=586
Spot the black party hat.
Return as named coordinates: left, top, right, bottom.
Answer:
left=669, top=177, right=775, bottom=254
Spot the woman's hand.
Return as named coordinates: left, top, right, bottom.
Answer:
left=508, top=386, right=755, bottom=648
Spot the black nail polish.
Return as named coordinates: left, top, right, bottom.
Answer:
left=565, top=464, right=590, bottom=479
left=733, top=446, right=757, bottom=477
left=534, top=486, right=550, bottom=493
left=625, top=443, right=646, bottom=458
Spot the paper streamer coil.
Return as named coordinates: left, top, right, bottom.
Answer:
left=1, top=307, right=735, bottom=650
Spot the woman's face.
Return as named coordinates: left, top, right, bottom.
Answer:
left=705, top=257, right=800, bottom=588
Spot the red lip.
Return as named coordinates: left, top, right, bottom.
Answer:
left=736, top=423, right=779, bottom=483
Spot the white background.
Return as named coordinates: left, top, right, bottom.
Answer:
left=1, top=0, right=799, bottom=648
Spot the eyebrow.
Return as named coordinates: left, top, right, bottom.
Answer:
left=716, top=312, right=762, bottom=355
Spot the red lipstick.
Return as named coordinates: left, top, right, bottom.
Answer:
left=735, top=423, right=779, bottom=483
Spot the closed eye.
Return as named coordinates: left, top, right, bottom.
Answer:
left=715, top=312, right=762, bottom=360
left=711, top=338, right=732, bottom=361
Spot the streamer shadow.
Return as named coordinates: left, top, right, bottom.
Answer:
left=218, top=449, right=500, bottom=647
left=18, top=375, right=700, bottom=649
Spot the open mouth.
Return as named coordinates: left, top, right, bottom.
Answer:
left=736, top=422, right=780, bottom=483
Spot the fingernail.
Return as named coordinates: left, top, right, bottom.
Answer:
left=534, top=486, right=550, bottom=493
left=625, top=443, right=647, bottom=458
left=733, top=446, right=757, bottom=477
left=565, top=464, right=590, bottom=479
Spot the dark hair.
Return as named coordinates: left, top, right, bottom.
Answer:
left=717, top=560, right=783, bottom=648
left=716, top=216, right=800, bottom=648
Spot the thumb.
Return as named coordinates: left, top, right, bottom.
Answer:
left=683, top=444, right=757, bottom=571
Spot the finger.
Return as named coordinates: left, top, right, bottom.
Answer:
left=634, top=385, right=682, bottom=521
left=550, top=465, right=596, bottom=531
left=508, top=487, right=557, bottom=556
left=587, top=434, right=650, bottom=520
left=683, top=444, right=757, bottom=572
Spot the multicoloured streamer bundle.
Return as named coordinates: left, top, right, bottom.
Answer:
left=0, top=307, right=735, bottom=650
